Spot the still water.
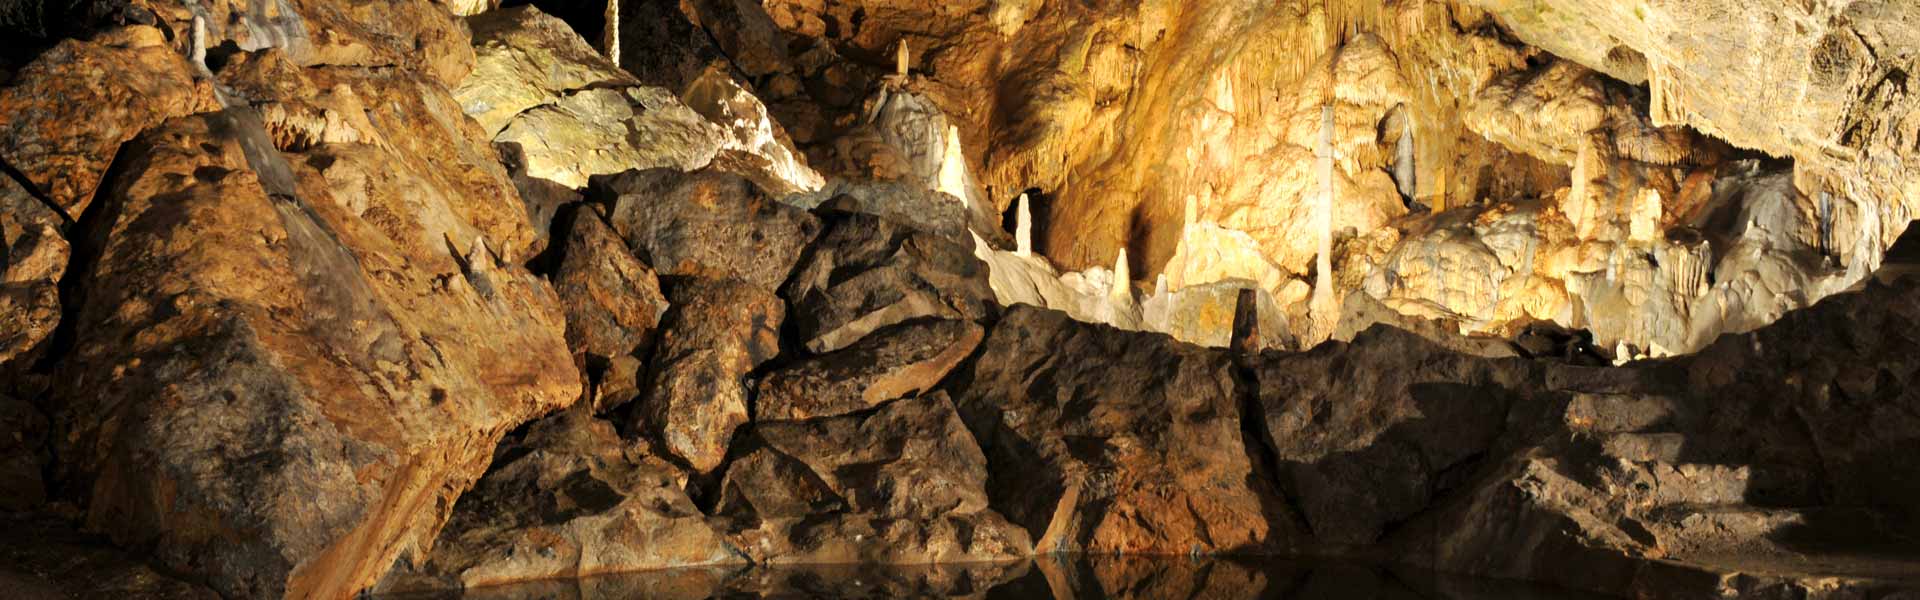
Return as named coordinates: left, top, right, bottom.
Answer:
left=381, top=556, right=1612, bottom=599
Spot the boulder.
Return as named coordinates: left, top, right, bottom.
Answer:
left=1250, top=326, right=1534, bottom=545
left=0, top=172, right=67, bottom=371
left=755, top=319, right=984, bottom=421
left=52, top=93, right=576, bottom=600
left=716, top=394, right=1032, bottom=564
left=377, top=408, right=742, bottom=593
left=783, top=211, right=995, bottom=353
left=0, top=25, right=218, bottom=218
left=636, top=278, right=784, bottom=473
left=459, top=6, right=639, bottom=137
left=552, top=210, right=668, bottom=410
left=602, top=168, right=821, bottom=291
left=607, top=0, right=728, bottom=90
left=946, top=305, right=1290, bottom=555
left=680, top=65, right=825, bottom=197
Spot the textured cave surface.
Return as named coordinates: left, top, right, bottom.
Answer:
left=0, top=0, right=1918, bottom=598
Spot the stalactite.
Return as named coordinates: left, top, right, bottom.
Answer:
left=1395, top=108, right=1417, bottom=200
left=1016, top=193, right=1034, bottom=257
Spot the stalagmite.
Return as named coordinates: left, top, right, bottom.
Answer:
left=603, top=0, right=619, bottom=64
left=896, top=40, right=911, bottom=77
left=1111, top=248, right=1132, bottom=306
left=936, top=125, right=970, bottom=208
left=1394, top=110, right=1416, bottom=201
left=1309, top=104, right=1336, bottom=341
left=1015, top=193, right=1034, bottom=257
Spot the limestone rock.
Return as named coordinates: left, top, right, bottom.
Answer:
left=681, top=66, right=825, bottom=197
left=0, top=25, right=218, bottom=217
left=552, top=210, right=668, bottom=409
left=755, top=319, right=985, bottom=421
left=947, top=306, right=1289, bottom=555
left=378, top=409, right=741, bottom=593
left=53, top=104, right=576, bottom=599
left=1141, top=280, right=1296, bottom=350
left=496, top=86, right=726, bottom=190
left=782, top=210, right=995, bottom=353
left=716, top=394, right=1033, bottom=564
left=602, top=168, right=821, bottom=291
left=459, top=6, right=640, bottom=138
left=0, top=172, right=67, bottom=371
left=637, top=278, right=784, bottom=473
left=685, top=0, right=792, bottom=78
left=148, top=0, right=479, bottom=85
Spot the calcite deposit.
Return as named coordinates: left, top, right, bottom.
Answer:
left=3, top=0, right=1919, bottom=598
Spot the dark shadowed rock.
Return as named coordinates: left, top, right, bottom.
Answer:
left=377, top=408, right=742, bottom=593
left=754, top=318, right=983, bottom=421
left=602, top=168, right=820, bottom=290
left=608, top=0, right=728, bottom=91
left=715, top=393, right=1032, bottom=564
left=946, top=305, right=1290, bottom=555
left=637, top=278, right=784, bottom=473
left=552, top=210, right=668, bottom=410
left=0, top=393, right=46, bottom=511
left=782, top=210, right=995, bottom=353
left=1250, top=326, right=1535, bottom=545
left=0, top=513, right=218, bottom=600
left=684, top=0, right=791, bottom=78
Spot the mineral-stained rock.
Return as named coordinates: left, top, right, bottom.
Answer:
left=783, top=210, right=995, bottom=353
left=0, top=25, right=218, bottom=217
left=754, top=319, right=984, bottom=421
left=52, top=104, right=577, bottom=599
left=946, top=305, right=1289, bottom=555
left=377, top=408, right=742, bottom=593
left=552, top=210, right=668, bottom=395
left=684, top=0, right=791, bottom=78
left=716, top=393, right=1033, bottom=564
left=0, top=172, right=67, bottom=371
left=497, top=86, right=726, bottom=190
left=637, top=278, right=785, bottom=473
left=1250, top=326, right=1535, bottom=545
left=602, top=168, right=821, bottom=290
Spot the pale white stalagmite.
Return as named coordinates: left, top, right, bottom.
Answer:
left=896, top=41, right=910, bottom=77
left=936, top=125, right=971, bottom=208
left=1395, top=111, right=1416, bottom=200
left=1309, top=104, right=1337, bottom=341
left=1016, top=193, right=1034, bottom=257
left=1111, top=248, right=1132, bottom=306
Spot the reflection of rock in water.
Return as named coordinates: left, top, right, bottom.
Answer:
left=362, top=557, right=1622, bottom=600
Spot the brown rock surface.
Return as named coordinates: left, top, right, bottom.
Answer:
left=716, top=393, right=1032, bottom=564
left=946, top=305, right=1290, bottom=555
left=552, top=209, right=668, bottom=407
left=754, top=318, right=983, bottom=421
left=0, top=172, right=67, bottom=371
left=782, top=210, right=995, bottom=353
left=48, top=37, right=578, bottom=597
left=602, top=168, right=821, bottom=291
left=0, top=25, right=217, bottom=217
left=636, top=278, right=784, bottom=473
left=378, top=408, right=741, bottom=593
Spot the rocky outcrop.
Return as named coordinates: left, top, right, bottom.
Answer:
left=754, top=318, right=983, bottom=421
left=947, top=306, right=1290, bottom=555
left=377, top=408, right=741, bottom=592
left=635, top=278, right=784, bottom=473
left=783, top=210, right=995, bottom=353
left=600, top=168, right=820, bottom=291
left=0, top=171, right=65, bottom=371
left=551, top=209, right=667, bottom=410
left=716, top=393, right=1032, bottom=564
left=0, top=25, right=217, bottom=218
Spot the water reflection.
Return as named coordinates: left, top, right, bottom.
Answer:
left=381, top=556, right=1612, bottom=599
